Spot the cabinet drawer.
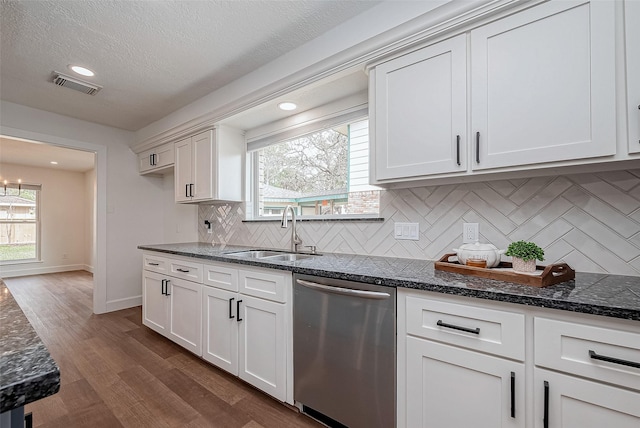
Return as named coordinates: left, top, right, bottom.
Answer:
left=143, top=253, right=170, bottom=274
left=535, top=317, right=640, bottom=391
left=405, top=295, right=525, bottom=361
left=168, top=258, right=203, bottom=283
left=238, top=267, right=291, bottom=303
left=202, top=261, right=238, bottom=292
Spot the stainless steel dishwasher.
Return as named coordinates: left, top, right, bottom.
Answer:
left=293, top=273, right=396, bottom=428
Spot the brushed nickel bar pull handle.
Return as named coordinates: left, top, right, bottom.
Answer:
left=475, top=131, right=480, bottom=164
left=436, top=319, right=480, bottom=334
left=589, top=350, right=640, bottom=369
left=296, top=279, right=390, bottom=300
left=456, top=135, right=461, bottom=166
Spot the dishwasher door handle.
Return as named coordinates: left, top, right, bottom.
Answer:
left=296, top=279, right=391, bottom=299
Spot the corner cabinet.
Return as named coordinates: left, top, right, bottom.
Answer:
left=370, top=0, right=620, bottom=185
left=174, top=125, right=244, bottom=203
left=397, top=288, right=640, bottom=428
left=138, top=142, right=174, bottom=175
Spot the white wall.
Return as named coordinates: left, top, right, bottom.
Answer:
left=162, top=172, right=198, bottom=243
left=0, top=163, right=88, bottom=276
left=0, top=100, right=176, bottom=313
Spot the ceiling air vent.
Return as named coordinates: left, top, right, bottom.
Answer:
left=52, top=71, right=102, bottom=95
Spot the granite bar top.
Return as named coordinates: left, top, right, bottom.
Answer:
left=0, top=280, right=60, bottom=413
left=138, top=242, right=640, bottom=322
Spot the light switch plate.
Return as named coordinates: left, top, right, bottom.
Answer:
left=394, top=222, right=419, bottom=241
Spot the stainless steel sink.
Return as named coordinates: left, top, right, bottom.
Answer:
left=226, top=250, right=283, bottom=259
left=262, top=253, right=313, bottom=262
left=225, top=250, right=316, bottom=261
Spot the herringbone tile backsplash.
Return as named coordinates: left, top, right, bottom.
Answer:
left=199, top=171, right=640, bottom=276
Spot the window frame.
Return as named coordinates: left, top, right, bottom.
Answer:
left=0, top=184, right=41, bottom=264
left=247, top=116, right=381, bottom=221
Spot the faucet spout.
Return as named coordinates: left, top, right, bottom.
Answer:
left=281, top=205, right=302, bottom=252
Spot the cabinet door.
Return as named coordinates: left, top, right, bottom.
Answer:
left=142, top=271, right=169, bottom=336
left=471, top=0, right=616, bottom=170
left=626, top=0, right=640, bottom=154
left=405, top=336, right=524, bottom=428
left=174, top=137, right=192, bottom=202
left=167, top=277, right=202, bottom=356
left=373, top=34, right=467, bottom=180
left=191, top=130, right=214, bottom=202
left=202, top=286, right=238, bottom=375
left=154, top=142, right=175, bottom=169
left=534, top=368, right=640, bottom=428
left=238, top=295, right=286, bottom=402
left=138, top=150, right=154, bottom=174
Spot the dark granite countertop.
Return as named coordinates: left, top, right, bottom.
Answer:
left=138, top=242, right=640, bottom=322
left=0, top=280, right=60, bottom=413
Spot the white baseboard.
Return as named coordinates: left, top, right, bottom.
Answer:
left=106, top=295, right=142, bottom=312
left=0, top=264, right=86, bottom=278
left=83, top=264, right=94, bottom=273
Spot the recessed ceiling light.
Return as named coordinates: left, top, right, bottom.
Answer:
left=50, top=161, right=58, bottom=165
left=69, top=65, right=95, bottom=77
left=278, top=102, right=297, bottom=111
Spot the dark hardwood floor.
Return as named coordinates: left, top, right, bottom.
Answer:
left=5, top=271, right=321, bottom=428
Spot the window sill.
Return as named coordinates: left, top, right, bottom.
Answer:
left=0, top=259, right=42, bottom=266
left=243, top=217, right=384, bottom=223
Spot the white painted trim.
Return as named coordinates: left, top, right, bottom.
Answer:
left=0, top=264, right=86, bottom=278
left=83, top=264, right=94, bottom=274
left=106, top=295, right=142, bottom=312
left=0, top=126, right=108, bottom=314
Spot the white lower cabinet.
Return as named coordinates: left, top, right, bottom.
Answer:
left=399, top=289, right=525, bottom=427
left=534, top=368, right=640, bottom=428
left=142, top=271, right=169, bottom=335
left=405, top=336, right=524, bottom=428
left=201, top=261, right=291, bottom=403
left=144, top=254, right=292, bottom=404
left=142, top=269, right=202, bottom=356
left=238, top=294, right=286, bottom=401
left=398, top=288, right=640, bottom=428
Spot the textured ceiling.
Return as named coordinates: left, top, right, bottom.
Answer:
left=0, top=0, right=380, bottom=131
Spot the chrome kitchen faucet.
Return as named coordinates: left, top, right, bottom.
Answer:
left=281, top=205, right=302, bottom=252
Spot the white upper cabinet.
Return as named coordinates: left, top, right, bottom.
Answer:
left=372, top=34, right=467, bottom=180
left=470, top=0, right=616, bottom=170
left=369, top=0, right=625, bottom=185
left=139, top=141, right=175, bottom=175
left=174, top=126, right=244, bottom=203
left=626, top=0, right=640, bottom=154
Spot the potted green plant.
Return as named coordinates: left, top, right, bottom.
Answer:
left=505, top=240, right=545, bottom=273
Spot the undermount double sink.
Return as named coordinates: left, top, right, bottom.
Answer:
left=226, top=250, right=316, bottom=262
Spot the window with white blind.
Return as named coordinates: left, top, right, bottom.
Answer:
left=0, top=183, right=40, bottom=263
left=248, top=117, right=380, bottom=219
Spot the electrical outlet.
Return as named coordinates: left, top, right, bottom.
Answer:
left=394, top=222, right=419, bottom=241
left=463, top=223, right=479, bottom=243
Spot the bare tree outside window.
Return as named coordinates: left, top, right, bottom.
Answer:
left=255, top=120, right=379, bottom=217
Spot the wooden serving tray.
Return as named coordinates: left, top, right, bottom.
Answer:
left=435, top=253, right=575, bottom=287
